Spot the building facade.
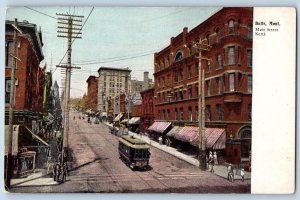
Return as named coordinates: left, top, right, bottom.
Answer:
left=97, top=67, right=131, bottom=116
left=5, top=20, right=45, bottom=125
left=140, top=87, right=155, bottom=133
left=153, top=8, right=252, bottom=160
left=86, top=75, right=99, bottom=112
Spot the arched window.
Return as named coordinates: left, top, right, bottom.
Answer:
left=160, top=61, right=164, bottom=69
left=248, top=23, right=253, bottom=39
left=165, top=58, right=169, bottom=67
left=206, top=34, right=210, bottom=45
left=228, top=19, right=235, bottom=34
left=216, top=28, right=221, bottom=43
left=174, top=51, right=183, bottom=62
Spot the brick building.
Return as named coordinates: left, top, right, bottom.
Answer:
left=86, top=75, right=99, bottom=112
left=140, top=87, right=155, bottom=133
left=5, top=20, right=45, bottom=125
left=153, top=8, right=252, bottom=161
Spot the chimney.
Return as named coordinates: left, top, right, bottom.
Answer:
left=143, top=71, right=149, bottom=90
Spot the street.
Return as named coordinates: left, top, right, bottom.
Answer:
left=10, top=112, right=250, bottom=193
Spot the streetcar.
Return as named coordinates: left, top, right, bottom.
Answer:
left=118, top=135, right=151, bottom=170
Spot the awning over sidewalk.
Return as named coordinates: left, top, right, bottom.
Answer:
left=190, top=128, right=226, bottom=149
left=114, top=113, right=124, bottom=122
left=24, top=126, right=50, bottom=147
left=148, top=121, right=172, bottom=134
left=174, top=126, right=198, bottom=142
left=166, top=126, right=183, bottom=137
left=101, top=112, right=107, bottom=117
left=121, top=119, right=129, bottom=124
left=129, top=117, right=141, bottom=125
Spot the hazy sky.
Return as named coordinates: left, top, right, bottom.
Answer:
left=6, top=6, right=221, bottom=97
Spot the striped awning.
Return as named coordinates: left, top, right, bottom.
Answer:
left=174, top=126, right=198, bottom=142
left=129, top=117, right=141, bottom=125
left=166, top=126, right=183, bottom=137
left=148, top=121, right=172, bottom=134
left=190, top=128, right=226, bottom=149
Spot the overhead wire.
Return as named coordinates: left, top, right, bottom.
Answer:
left=24, top=6, right=57, bottom=20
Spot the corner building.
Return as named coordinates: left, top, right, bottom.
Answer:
left=153, top=8, right=253, bottom=162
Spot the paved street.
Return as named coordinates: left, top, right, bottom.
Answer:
left=10, top=112, right=250, bottom=193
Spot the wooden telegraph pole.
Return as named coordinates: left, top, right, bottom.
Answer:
left=195, top=38, right=210, bottom=170
left=5, top=18, right=22, bottom=190
left=56, top=13, right=83, bottom=167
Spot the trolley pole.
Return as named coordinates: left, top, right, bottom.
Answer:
left=57, top=13, right=83, bottom=166
left=5, top=18, right=22, bottom=190
left=196, top=38, right=210, bottom=170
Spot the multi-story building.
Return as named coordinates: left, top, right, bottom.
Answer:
left=97, top=67, right=131, bottom=117
left=153, top=8, right=252, bottom=161
left=140, top=87, right=155, bottom=133
left=86, top=75, right=99, bottom=112
left=5, top=20, right=45, bottom=125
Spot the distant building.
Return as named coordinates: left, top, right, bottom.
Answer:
left=140, top=87, right=155, bottom=133
left=5, top=20, right=45, bottom=125
left=86, top=75, right=98, bottom=112
left=97, top=67, right=131, bottom=117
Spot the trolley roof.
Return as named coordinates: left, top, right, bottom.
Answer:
left=119, top=135, right=149, bottom=149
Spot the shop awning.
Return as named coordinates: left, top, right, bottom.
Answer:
left=24, top=126, right=49, bottom=147
left=113, top=113, right=124, bottom=122
left=121, top=119, right=129, bottom=124
left=129, top=117, right=141, bottom=125
left=148, top=121, right=172, bottom=134
left=166, top=126, right=183, bottom=137
left=190, top=128, right=226, bottom=150
left=101, top=112, right=107, bottom=117
left=174, top=126, right=198, bottom=142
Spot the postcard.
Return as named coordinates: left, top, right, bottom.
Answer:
left=2, top=6, right=296, bottom=194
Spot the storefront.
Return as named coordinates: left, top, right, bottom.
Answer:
left=166, top=126, right=183, bottom=146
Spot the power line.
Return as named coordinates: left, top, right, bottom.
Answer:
left=24, top=6, right=57, bottom=20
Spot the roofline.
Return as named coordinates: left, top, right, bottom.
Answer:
left=97, top=66, right=132, bottom=73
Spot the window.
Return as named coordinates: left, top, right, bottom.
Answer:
left=158, top=93, right=161, bottom=103
left=188, top=44, right=192, bottom=56
left=157, top=78, right=160, bottom=88
left=229, top=73, right=235, bottom=92
left=5, top=41, right=13, bottom=67
left=228, top=19, right=235, bottom=34
left=188, top=107, right=193, bottom=121
left=5, top=78, right=11, bottom=104
left=167, top=109, right=170, bottom=120
left=216, top=28, right=221, bottom=43
left=248, top=76, right=252, bottom=93
left=179, top=69, right=183, bottom=81
left=217, top=54, right=222, bottom=69
left=175, top=108, right=178, bottom=120
left=162, top=92, right=165, bottom=102
left=206, top=34, right=210, bottom=45
left=158, top=110, right=161, bottom=120
left=162, top=77, right=165, bottom=87
left=248, top=24, right=253, bottom=39
left=174, top=89, right=178, bottom=101
left=179, top=107, right=184, bottom=121
left=216, top=77, right=222, bottom=95
left=195, top=62, right=199, bottom=75
left=247, top=49, right=252, bottom=67
left=216, top=104, right=222, bottom=120
left=228, top=46, right=235, bottom=65
left=206, top=105, right=211, bottom=121
left=179, top=88, right=184, bottom=100
left=207, top=60, right=211, bottom=72
left=248, top=104, right=252, bottom=121
left=206, top=80, right=211, bottom=96
left=195, top=106, right=199, bottom=121
left=162, top=110, right=166, bottom=120
left=165, top=58, right=169, bottom=67
left=195, top=85, right=199, bottom=97
left=174, top=51, right=183, bottom=62
left=188, top=65, right=192, bottom=79
left=188, top=85, right=192, bottom=99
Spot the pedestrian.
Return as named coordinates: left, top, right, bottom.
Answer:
left=228, top=163, right=234, bottom=182
left=213, top=151, right=218, bottom=165
left=241, top=168, right=245, bottom=182
left=208, top=151, right=214, bottom=173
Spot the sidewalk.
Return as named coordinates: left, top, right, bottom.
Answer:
left=104, top=122, right=250, bottom=181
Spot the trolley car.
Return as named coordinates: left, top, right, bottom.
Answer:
left=118, top=135, right=150, bottom=170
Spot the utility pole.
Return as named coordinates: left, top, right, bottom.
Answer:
left=5, top=18, right=22, bottom=190
left=56, top=13, right=83, bottom=167
left=195, top=38, right=210, bottom=170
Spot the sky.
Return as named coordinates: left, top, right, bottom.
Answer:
left=6, top=6, right=221, bottom=98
